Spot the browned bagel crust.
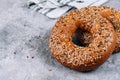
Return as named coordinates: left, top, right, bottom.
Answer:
left=49, top=6, right=117, bottom=71
left=76, top=6, right=120, bottom=53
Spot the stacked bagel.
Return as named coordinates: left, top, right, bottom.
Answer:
left=49, top=6, right=120, bottom=71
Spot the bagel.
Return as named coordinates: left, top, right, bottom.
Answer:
left=49, top=6, right=117, bottom=71
left=76, top=6, right=120, bottom=53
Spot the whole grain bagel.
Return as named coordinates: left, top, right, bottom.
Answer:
left=76, top=6, right=120, bottom=53
left=49, top=6, right=117, bottom=71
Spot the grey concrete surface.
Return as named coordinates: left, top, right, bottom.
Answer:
left=0, top=0, right=120, bottom=80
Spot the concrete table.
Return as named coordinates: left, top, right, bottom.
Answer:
left=0, top=0, right=120, bottom=80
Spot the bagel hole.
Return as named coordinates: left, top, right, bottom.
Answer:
left=72, top=28, right=92, bottom=47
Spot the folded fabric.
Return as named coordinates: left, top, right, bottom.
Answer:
left=27, top=0, right=109, bottom=19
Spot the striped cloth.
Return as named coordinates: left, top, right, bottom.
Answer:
left=27, top=0, right=109, bottom=19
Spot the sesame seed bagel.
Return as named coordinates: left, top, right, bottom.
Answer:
left=49, top=6, right=117, bottom=71
left=76, top=6, right=120, bottom=53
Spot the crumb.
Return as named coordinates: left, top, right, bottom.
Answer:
left=14, top=52, right=16, bottom=55
left=27, top=56, right=29, bottom=58
left=31, top=56, right=34, bottom=59
left=24, top=24, right=27, bottom=27
left=29, top=40, right=31, bottom=42
left=48, top=69, right=52, bottom=71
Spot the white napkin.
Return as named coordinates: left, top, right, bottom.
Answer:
left=27, top=0, right=109, bottom=19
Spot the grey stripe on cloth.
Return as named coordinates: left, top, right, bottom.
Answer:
left=27, top=0, right=109, bottom=19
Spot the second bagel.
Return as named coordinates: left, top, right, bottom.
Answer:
left=76, top=6, right=120, bottom=53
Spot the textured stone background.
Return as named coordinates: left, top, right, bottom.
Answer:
left=0, top=0, right=120, bottom=80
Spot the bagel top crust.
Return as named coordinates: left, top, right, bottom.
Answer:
left=49, top=6, right=117, bottom=71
